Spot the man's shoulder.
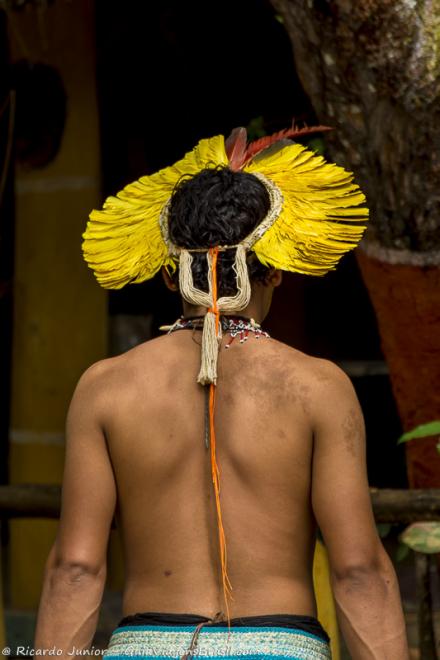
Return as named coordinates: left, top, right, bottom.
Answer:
left=75, top=335, right=168, bottom=392
left=266, top=343, right=359, bottom=433
left=267, top=338, right=351, bottom=388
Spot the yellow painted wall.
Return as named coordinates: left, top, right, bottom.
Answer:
left=313, top=538, right=340, bottom=659
left=8, top=0, right=107, bottom=609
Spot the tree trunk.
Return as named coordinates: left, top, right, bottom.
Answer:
left=356, top=252, right=440, bottom=488
left=271, top=0, right=440, bottom=488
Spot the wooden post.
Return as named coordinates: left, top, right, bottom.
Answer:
left=1, top=486, right=440, bottom=522
left=414, top=552, right=438, bottom=660
left=370, top=488, right=440, bottom=522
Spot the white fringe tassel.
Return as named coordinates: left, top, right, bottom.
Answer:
left=198, top=310, right=222, bottom=385
left=178, top=245, right=252, bottom=386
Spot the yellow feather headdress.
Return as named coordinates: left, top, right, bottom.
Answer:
left=82, top=126, right=369, bottom=629
left=82, top=126, right=368, bottom=289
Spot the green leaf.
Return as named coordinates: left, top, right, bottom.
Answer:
left=376, top=522, right=392, bottom=538
left=399, top=522, right=440, bottom=554
left=395, top=542, right=411, bottom=562
left=306, top=137, right=325, bottom=155
left=397, top=420, right=440, bottom=444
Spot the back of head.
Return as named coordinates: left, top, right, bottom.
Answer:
left=167, top=166, right=271, bottom=297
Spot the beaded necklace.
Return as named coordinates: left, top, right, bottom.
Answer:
left=160, top=314, right=270, bottom=348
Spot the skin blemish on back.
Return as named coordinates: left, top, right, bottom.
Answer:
left=297, top=381, right=311, bottom=414
left=278, top=427, right=288, bottom=441
left=164, top=570, right=172, bottom=577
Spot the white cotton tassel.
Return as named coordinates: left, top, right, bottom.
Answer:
left=197, top=250, right=221, bottom=386
left=197, top=246, right=252, bottom=385
left=178, top=246, right=253, bottom=386
left=197, top=310, right=222, bottom=386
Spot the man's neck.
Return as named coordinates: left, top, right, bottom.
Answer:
left=181, top=299, right=265, bottom=325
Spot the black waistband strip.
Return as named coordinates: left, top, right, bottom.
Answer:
left=117, top=611, right=330, bottom=643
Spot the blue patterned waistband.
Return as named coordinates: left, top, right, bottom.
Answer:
left=103, top=624, right=332, bottom=659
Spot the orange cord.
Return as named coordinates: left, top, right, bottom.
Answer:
left=208, top=248, right=233, bottom=637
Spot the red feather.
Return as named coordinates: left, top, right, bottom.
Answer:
left=243, top=123, right=333, bottom=167
left=225, top=127, right=248, bottom=171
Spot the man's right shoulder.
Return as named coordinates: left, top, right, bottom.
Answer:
left=75, top=335, right=167, bottom=390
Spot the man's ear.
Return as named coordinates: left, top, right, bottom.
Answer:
left=265, top=268, right=282, bottom=288
left=161, top=266, right=179, bottom=292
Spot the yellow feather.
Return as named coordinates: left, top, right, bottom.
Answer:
left=82, top=135, right=228, bottom=289
left=83, top=132, right=368, bottom=287
left=244, top=142, right=368, bottom=275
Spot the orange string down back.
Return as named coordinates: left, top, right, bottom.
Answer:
left=208, top=247, right=234, bottom=636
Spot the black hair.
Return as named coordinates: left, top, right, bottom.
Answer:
left=167, top=166, right=271, bottom=297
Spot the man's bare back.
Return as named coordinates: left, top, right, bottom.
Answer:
left=35, top=135, right=410, bottom=658
left=37, top=314, right=409, bottom=658
left=97, top=329, right=346, bottom=619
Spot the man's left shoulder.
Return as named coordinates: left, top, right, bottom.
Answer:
left=271, top=345, right=352, bottom=393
